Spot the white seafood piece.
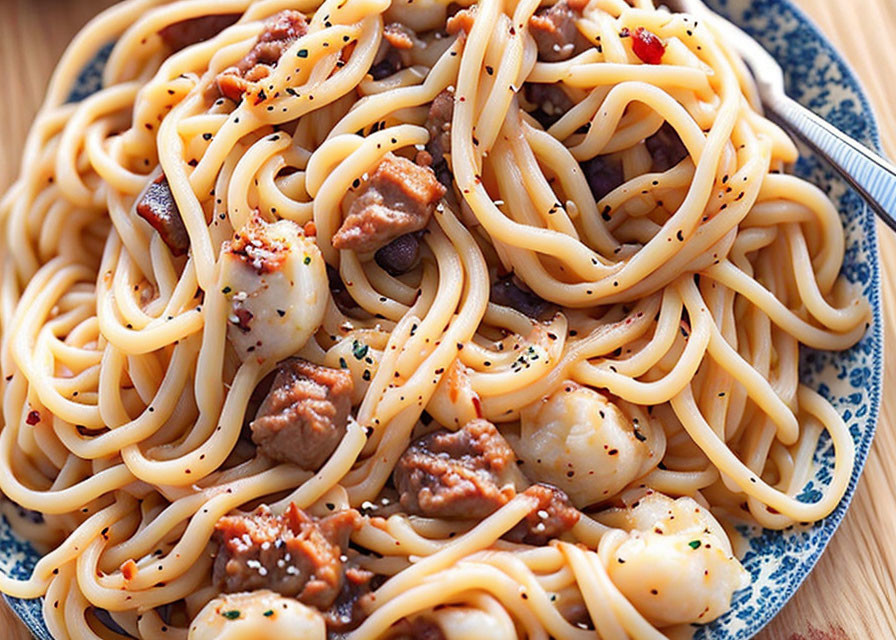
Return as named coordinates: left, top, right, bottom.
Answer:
left=601, top=490, right=750, bottom=627
left=188, top=590, right=326, bottom=640
left=414, top=604, right=517, bottom=640
left=219, top=215, right=326, bottom=363
left=516, top=383, right=651, bottom=507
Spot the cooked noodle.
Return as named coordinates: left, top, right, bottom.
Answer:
left=0, top=0, right=869, bottom=637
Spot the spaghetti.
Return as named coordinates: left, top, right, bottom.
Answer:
left=0, top=0, right=869, bottom=638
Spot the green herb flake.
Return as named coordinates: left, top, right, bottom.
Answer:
left=339, top=357, right=348, bottom=369
left=263, top=609, right=274, bottom=617
left=221, top=610, right=241, bottom=620
left=303, top=255, right=312, bottom=265
left=688, top=540, right=701, bottom=550
left=352, top=340, right=369, bottom=360
left=297, top=49, right=309, bottom=58
left=222, top=286, right=232, bottom=294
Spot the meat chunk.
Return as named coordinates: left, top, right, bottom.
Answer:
left=580, top=154, right=625, bottom=201
left=159, top=13, right=240, bottom=51
left=525, top=82, right=574, bottom=128
left=383, top=23, right=415, bottom=50
left=490, top=274, right=557, bottom=321
left=216, top=10, right=309, bottom=101
left=332, top=153, right=445, bottom=253
left=369, top=53, right=402, bottom=80
left=393, top=419, right=519, bottom=519
left=251, top=358, right=354, bottom=470
left=213, top=504, right=361, bottom=609
left=374, top=233, right=421, bottom=276
left=424, top=91, right=454, bottom=187
left=446, top=6, right=477, bottom=35
left=529, top=2, right=584, bottom=62
left=324, top=566, right=378, bottom=633
left=369, top=23, right=415, bottom=80
left=393, top=420, right=578, bottom=544
left=505, top=483, right=580, bottom=545
left=646, top=122, right=688, bottom=172
left=136, top=174, right=190, bottom=256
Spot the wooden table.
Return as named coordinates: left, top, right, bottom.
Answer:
left=2, top=1, right=895, bottom=638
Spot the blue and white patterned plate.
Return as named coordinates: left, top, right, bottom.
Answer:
left=0, top=1, right=883, bottom=638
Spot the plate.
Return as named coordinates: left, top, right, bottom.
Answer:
left=0, top=1, right=883, bottom=638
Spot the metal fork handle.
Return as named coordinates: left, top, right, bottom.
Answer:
left=764, top=92, right=896, bottom=232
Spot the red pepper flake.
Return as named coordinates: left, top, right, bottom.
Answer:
left=632, top=27, right=665, bottom=65
left=471, top=394, right=483, bottom=419
left=25, top=410, right=41, bottom=426
left=303, top=221, right=317, bottom=236
left=121, top=559, right=138, bottom=581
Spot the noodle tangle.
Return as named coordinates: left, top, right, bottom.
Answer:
left=0, top=0, right=869, bottom=637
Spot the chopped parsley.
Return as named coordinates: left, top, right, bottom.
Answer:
left=688, top=540, right=702, bottom=550
left=352, top=340, right=369, bottom=360
left=263, top=609, right=274, bottom=617
left=221, top=610, right=241, bottom=620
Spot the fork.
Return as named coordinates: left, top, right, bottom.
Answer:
left=670, top=0, right=896, bottom=232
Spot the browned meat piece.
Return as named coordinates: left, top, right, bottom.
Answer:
left=251, top=358, right=354, bottom=470
left=490, top=274, right=557, bottom=321
left=646, top=122, right=689, bottom=172
left=332, top=153, right=445, bottom=253
left=374, top=233, right=421, bottom=276
left=383, top=23, right=415, bottom=49
left=369, top=53, right=402, bottom=80
left=525, top=82, right=575, bottom=128
left=370, top=23, right=415, bottom=80
left=446, top=6, right=477, bottom=35
left=580, top=154, right=625, bottom=201
left=393, top=419, right=519, bottom=519
left=159, top=14, right=240, bottom=51
left=424, top=90, right=454, bottom=187
left=216, top=10, right=308, bottom=101
left=136, top=175, right=190, bottom=256
left=393, top=421, right=576, bottom=544
left=324, top=566, right=378, bottom=633
left=213, top=503, right=361, bottom=609
left=505, top=483, right=580, bottom=545
left=529, top=1, right=584, bottom=62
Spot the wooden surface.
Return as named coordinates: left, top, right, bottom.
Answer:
left=1, top=1, right=895, bottom=638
